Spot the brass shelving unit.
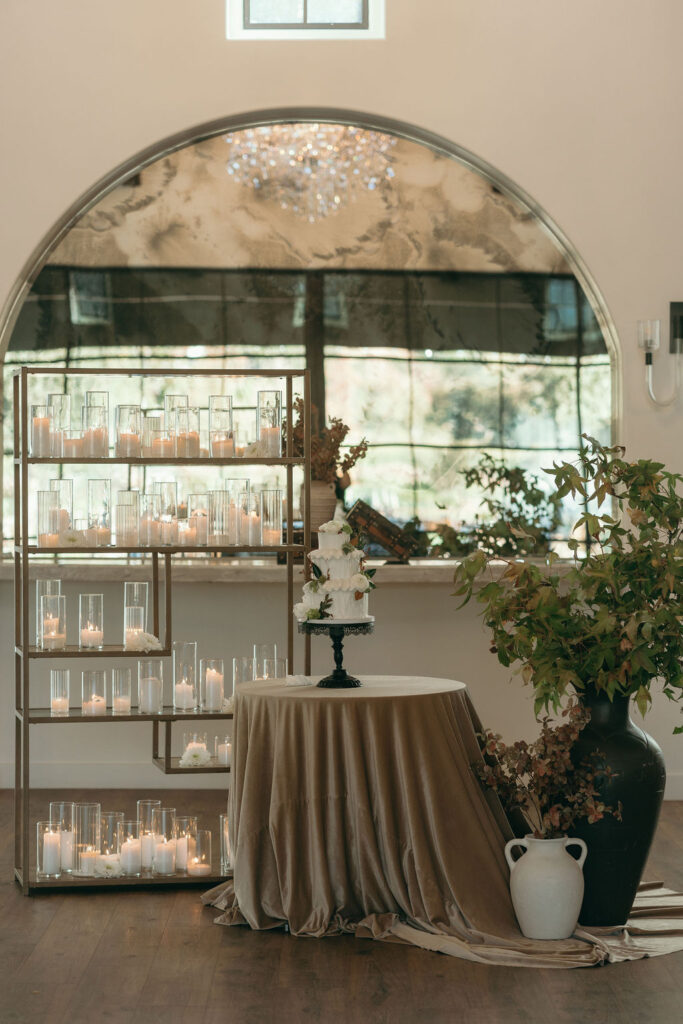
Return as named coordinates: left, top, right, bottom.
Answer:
left=13, top=366, right=311, bottom=894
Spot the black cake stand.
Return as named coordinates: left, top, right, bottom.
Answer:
left=297, top=618, right=374, bottom=688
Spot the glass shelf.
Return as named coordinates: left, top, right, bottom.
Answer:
left=24, top=706, right=234, bottom=723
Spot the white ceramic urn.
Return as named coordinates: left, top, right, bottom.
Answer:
left=504, top=835, right=588, bottom=940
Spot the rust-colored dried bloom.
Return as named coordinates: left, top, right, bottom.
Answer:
left=475, top=701, right=622, bottom=838
left=286, top=397, right=368, bottom=485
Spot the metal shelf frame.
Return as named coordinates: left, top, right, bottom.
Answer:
left=13, top=365, right=312, bottom=894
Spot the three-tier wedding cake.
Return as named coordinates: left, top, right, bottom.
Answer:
left=294, top=520, right=374, bottom=622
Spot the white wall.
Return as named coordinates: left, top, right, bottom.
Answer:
left=1, top=0, right=683, bottom=788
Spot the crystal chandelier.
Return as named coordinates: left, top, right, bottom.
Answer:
left=224, top=123, right=396, bottom=221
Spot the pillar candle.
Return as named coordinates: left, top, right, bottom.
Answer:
left=78, top=850, right=99, bottom=876
left=217, top=741, right=232, bottom=767
left=192, top=515, right=208, bottom=545
left=120, top=838, right=142, bottom=875
left=212, top=439, right=235, bottom=458
left=262, top=528, right=281, bottom=546
left=60, top=831, right=74, bottom=870
left=82, top=428, right=108, bottom=457
left=113, top=695, right=131, bottom=715
left=154, top=840, right=176, bottom=874
left=32, top=417, right=52, bottom=457
left=140, top=833, right=155, bottom=870
left=41, top=832, right=62, bottom=875
left=151, top=437, right=174, bottom=459
left=139, top=677, right=162, bottom=714
left=187, top=858, right=212, bottom=877
left=261, top=426, right=280, bottom=457
left=176, top=432, right=200, bottom=458
left=82, top=695, right=107, bottom=716
left=51, top=696, right=69, bottom=715
left=204, top=670, right=224, bottom=711
left=178, top=525, right=197, bottom=547
left=80, top=626, right=104, bottom=648
left=63, top=436, right=83, bottom=457
left=174, top=680, right=195, bottom=710
left=175, top=835, right=189, bottom=871
left=116, top=433, right=141, bottom=457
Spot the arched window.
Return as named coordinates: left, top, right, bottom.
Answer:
left=1, top=121, right=615, bottom=549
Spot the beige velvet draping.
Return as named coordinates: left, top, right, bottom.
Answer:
left=203, top=676, right=683, bottom=967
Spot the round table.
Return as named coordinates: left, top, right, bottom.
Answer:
left=217, top=675, right=518, bottom=939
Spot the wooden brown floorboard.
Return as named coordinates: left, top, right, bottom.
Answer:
left=1, top=789, right=683, bottom=1024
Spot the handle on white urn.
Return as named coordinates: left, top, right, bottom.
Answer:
left=504, top=838, right=528, bottom=872
left=564, top=837, right=588, bottom=868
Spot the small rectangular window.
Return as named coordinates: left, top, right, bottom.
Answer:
left=227, top=0, right=384, bottom=39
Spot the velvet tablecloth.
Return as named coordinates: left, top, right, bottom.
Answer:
left=203, top=676, right=683, bottom=967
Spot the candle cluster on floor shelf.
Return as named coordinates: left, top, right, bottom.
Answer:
left=36, top=478, right=283, bottom=548
left=37, top=799, right=232, bottom=880
left=31, top=389, right=283, bottom=460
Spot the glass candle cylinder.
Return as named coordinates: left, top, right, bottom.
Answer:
left=82, top=670, right=107, bottom=716
left=209, top=409, right=234, bottom=458
left=220, top=812, right=232, bottom=873
left=73, top=802, right=101, bottom=877
left=152, top=807, right=177, bottom=875
left=86, top=478, right=111, bottom=546
left=138, top=658, right=163, bottom=714
left=263, top=657, right=288, bottom=680
left=181, top=731, right=209, bottom=768
left=187, top=830, right=212, bottom=877
left=81, top=404, right=109, bottom=457
left=98, top=811, right=124, bottom=877
left=177, top=518, right=197, bottom=547
left=208, top=490, right=230, bottom=546
left=115, top=504, right=139, bottom=547
left=200, top=658, right=224, bottom=712
left=35, top=579, right=61, bottom=644
left=154, top=481, right=177, bottom=545
left=233, top=655, right=255, bottom=688
left=117, top=489, right=140, bottom=518
left=123, top=581, right=148, bottom=646
left=215, top=734, right=232, bottom=767
left=164, top=394, right=188, bottom=435
left=37, top=490, right=60, bottom=547
left=36, top=821, right=62, bottom=879
left=62, top=429, right=83, bottom=458
left=142, top=414, right=163, bottom=456
left=49, top=800, right=76, bottom=872
left=173, top=641, right=197, bottom=711
left=242, top=491, right=261, bottom=545
left=137, top=799, right=161, bottom=872
left=79, top=593, right=104, bottom=649
left=174, top=816, right=198, bottom=873
left=115, top=405, right=142, bottom=457
left=232, top=407, right=257, bottom=457
left=257, top=390, right=282, bottom=457
left=50, top=669, right=70, bottom=717
left=175, top=407, right=200, bottom=457
left=123, top=606, right=146, bottom=651
left=254, top=642, right=277, bottom=678
left=47, top=393, right=71, bottom=457
left=140, top=492, right=162, bottom=547
left=112, top=667, right=132, bottom=715
left=260, top=489, right=283, bottom=546
left=39, top=594, right=66, bottom=651
left=118, top=821, right=142, bottom=876
left=149, top=429, right=175, bottom=459
left=31, top=404, right=53, bottom=457
left=209, top=394, right=232, bottom=421
left=49, top=478, right=73, bottom=532
left=188, top=494, right=209, bottom=545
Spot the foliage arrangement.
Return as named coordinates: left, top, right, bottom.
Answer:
left=477, top=702, right=622, bottom=838
left=454, top=436, right=683, bottom=725
left=401, top=454, right=562, bottom=559
left=288, top=397, right=368, bottom=485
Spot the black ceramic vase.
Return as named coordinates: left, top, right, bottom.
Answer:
left=571, top=688, right=666, bottom=927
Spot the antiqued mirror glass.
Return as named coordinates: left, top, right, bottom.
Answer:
left=3, top=121, right=613, bottom=545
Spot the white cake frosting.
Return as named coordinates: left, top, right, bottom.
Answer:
left=294, top=520, right=373, bottom=622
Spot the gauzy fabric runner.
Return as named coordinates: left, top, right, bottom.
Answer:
left=202, top=676, right=683, bottom=967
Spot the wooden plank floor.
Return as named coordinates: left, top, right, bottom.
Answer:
left=1, top=790, right=683, bottom=1024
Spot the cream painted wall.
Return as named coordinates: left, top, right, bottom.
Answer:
left=1, top=1, right=682, bottom=788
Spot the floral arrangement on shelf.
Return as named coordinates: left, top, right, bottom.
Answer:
left=477, top=702, right=622, bottom=839
left=288, top=397, right=369, bottom=486
left=179, top=745, right=212, bottom=769
left=454, top=436, right=683, bottom=724
left=125, top=632, right=162, bottom=653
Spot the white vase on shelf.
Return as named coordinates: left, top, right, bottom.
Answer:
left=504, top=835, right=587, bottom=939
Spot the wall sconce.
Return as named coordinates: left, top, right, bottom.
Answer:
left=637, top=312, right=682, bottom=406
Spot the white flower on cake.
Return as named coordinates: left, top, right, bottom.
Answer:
left=293, top=602, right=307, bottom=618
left=350, top=573, right=371, bottom=593
left=318, top=520, right=352, bottom=535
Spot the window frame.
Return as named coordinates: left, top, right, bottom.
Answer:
left=227, top=0, right=385, bottom=40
